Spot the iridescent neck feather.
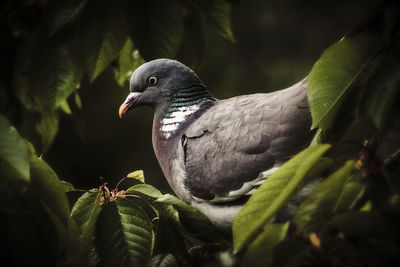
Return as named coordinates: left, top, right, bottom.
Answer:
left=159, top=86, right=215, bottom=139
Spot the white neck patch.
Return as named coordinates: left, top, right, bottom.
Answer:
left=160, top=104, right=201, bottom=139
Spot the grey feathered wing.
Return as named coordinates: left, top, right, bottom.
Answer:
left=182, top=79, right=313, bottom=202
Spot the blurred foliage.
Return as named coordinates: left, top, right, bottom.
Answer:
left=1, top=0, right=400, bottom=266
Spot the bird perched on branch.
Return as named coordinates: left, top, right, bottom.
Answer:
left=119, top=59, right=314, bottom=231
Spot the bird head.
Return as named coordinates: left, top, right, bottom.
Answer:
left=119, top=59, right=205, bottom=118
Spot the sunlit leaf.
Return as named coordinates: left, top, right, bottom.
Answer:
left=242, top=223, right=289, bottom=267
left=59, top=99, right=72, bottom=115
left=293, top=161, right=355, bottom=233
left=95, top=198, right=154, bottom=267
left=59, top=180, right=75, bottom=192
left=74, top=91, right=82, bottom=109
left=126, top=184, right=163, bottom=199
left=127, top=170, right=145, bottom=183
left=308, top=35, right=377, bottom=129
left=233, top=144, right=331, bottom=253
left=116, top=38, right=145, bottom=86
left=0, top=114, right=30, bottom=182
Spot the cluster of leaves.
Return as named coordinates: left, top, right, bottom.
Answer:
left=0, top=115, right=228, bottom=266
left=1, top=0, right=234, bottom=154
left=232, top=2, right=400, bottom=266
left=1, top=0, right=236, bottom=266
left=1, top=0, right=400, bottom=266
left=71, top=172, right=231, bottom=267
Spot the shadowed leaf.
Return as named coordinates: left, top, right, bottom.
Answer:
left=329, top=211, right=398, bottom=240
left=242, top=223, right=289, bottom=267
left=197, top=0, right=235, bottom=41
left=47, top=0, right=89, bottom=34
left=71, top=189, right=102, bottom=265
left=147, top=253, right=178, bottom=267
left=14, top=33, right=83, bottom=112
left=35, top=112, right=59, bottom=153
left=367, top=55, right=400, bottom=129
left=128, top=0, right=186, bottom=60
left=29, top=155, right=70, bottom=226
left=293, top=160, right=355, bottom=233
left=75, top=0, right=129, bottom=83
left=95, top=198, right=154, bottom=267
left=156, top=194, right=225, bottom=241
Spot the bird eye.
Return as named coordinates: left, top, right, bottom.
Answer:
left=148, top=76, right=158, bottom=85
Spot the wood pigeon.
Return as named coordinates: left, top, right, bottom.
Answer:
left=119, top=59, right=314, bottom=231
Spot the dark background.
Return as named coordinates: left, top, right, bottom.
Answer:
left=45, top=0, right=377, bottom=192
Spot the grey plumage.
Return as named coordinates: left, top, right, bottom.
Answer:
left=119, top=59, right=314, bottom=231
left=183, top=80, right=311, bottom=201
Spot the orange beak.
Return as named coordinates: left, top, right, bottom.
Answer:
left=118, top=92, right=141, bottom=118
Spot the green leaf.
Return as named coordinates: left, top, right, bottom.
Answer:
left=198, top=0, right=235, bottom=41
left=29, top=155, right=70, bottom=226
left=128, top=0, right=186, bottom=60
left=292, top=160, right=355, bottom=233
left=35, top=111, right=59, bottom=153
left=127, top=170, right=145, bottom=183
left=116, top=38, right=145, bottom=86
left=308, top=35, right=376, bottom=129
left=59, top=180, right=75, bottom=192
left=76, top=0, right=129, bottom=83
left=367, top=55, right=400, bottom=129
left=117, top=38, right=134, bottom=86
left=242, top=222, right=289, bottom=267
left=156, top=194, right=225, bottom=241
left=176, top=12, right=207, bottom=71
left=371, top=83, right=399, bottom=129
left=59, top=99, right=72, bottom=115
left=335, top=180, right=365, bottom=212
left=0, top=114, right=30, bottom=182
left=149, top=0, right=186, bottom=58
left=46, top=0, right=89, bottom=34
left=147, top=254, right=178, bottom=267
left=70, top=189, right=102, bottom=265
left=95, top=198, right=154, bottom=267
left=14, top=33, right=83, bottom=112
left=74, top=91, right=82, bottom=109
left=233, top=144, right=331, bottom=254
left=126, top=184, right=163, bottom=199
